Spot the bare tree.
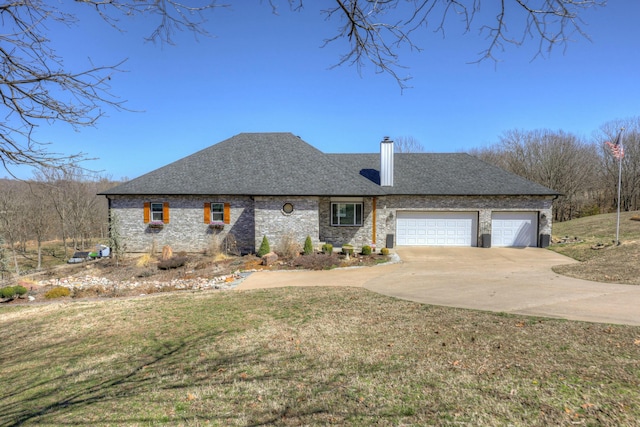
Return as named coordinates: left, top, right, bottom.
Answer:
left=0, top=233, right=8, bottom=281
left=394, top=136, right=425, bottom=153
left=0, top=0, right=220, bottom=176
left=0, top=180, right=29, bottom=274
left=597, top=118, right=640, bottom=212
left=473, top=129, right=600, bottom=221
left=0, top=1, right=605, bottom=174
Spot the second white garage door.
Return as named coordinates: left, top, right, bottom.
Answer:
left=491, top=212, right=538, bottom=247
left=396, top=211, right=478, bottom=246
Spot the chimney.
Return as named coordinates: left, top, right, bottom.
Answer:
left=380, top=136, right=394, bottom=186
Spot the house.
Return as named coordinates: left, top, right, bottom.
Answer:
left=100, top=132, right=558, bottom=254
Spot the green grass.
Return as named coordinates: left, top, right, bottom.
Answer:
left=1, top=287, right=639, bottom=426
left=548, top=211, right=640, bottom=284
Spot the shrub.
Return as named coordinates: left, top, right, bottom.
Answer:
left=208, top=234, right=224, bottom=258
left=321, top=243, right=333, bottom=254
left=342, top=244, right=354, bottom=255
left=380, top=247, right=390, bottom=256
left=136, top=254, right=153, bottom=267
left=277, top=233, right=301, bottom=259
left=579, top=204, right=600, bottom=218
left=161, top=245, right=173, bottom=261
left=45, top=286, right=71, bottom=299
left=257, top=236, right=271, bottom=257
left=0, top=286, right=16, bottom=299
left=157, top=256, right=188, bottom=270
left=303, top=236, right=314, bottom=255
left=13, top=285, right=27, bottom=296
left=361, top=245, right=372, bottom=255
left=293, top=253, right=338, bottom=270
left=137, top=269, right=155, bottom=278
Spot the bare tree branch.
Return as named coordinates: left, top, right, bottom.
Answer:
left=313, top=0, right=604, bottom=88
left=394, top=136, right=425, bottom=153
left=0, top=1, right=223, bottom=175
left=0, top=0, right=605, bottom=174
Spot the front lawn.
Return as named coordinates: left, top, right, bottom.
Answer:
left=549, top=210, right=640, bottom=285
left=1, top=287, right=638, bottom=426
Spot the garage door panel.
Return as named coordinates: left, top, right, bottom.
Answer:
left=397, top=212, right=478, bottom=246
left=491, top=212, right=537, bottom=247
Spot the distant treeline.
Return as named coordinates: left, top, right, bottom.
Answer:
left=0, top=168, right=122, bottom=271
left=470, top=117, right=640, bottom=222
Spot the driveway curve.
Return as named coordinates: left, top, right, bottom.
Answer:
left=236, top=247, right=640, bottom=326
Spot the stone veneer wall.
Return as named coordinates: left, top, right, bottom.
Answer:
left=318, top=197, right=375, bottom=249
left=253, top=196, right=320, bottom=252
left=374, top=195, right=554, bottom=248
left=109, top=195, right=255, bottom=253
left=109, top=194, right=554, bottom=253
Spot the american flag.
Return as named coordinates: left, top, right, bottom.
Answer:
left=605, top=130, right=624, bottom=160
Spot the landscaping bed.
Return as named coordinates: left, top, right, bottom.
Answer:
left=1, top=250, right=391, bottom=303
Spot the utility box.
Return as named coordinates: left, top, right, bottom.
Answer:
left=481, top=234, right=491, bottom=248
left=540, top=234, right=550, bottom=248
left=385, top=234, right=394, bottom=249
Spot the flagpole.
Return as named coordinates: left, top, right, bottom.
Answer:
left=606, top=128, right=624, bottom=245
left=616, top=154, right=622, bottom=245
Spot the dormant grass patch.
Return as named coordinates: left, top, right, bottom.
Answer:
left=550, top=210, right=640, bottom=284
left=1, top=287, right=638, bottom=426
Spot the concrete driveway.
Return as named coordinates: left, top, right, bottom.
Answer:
left=236, top=247, right=640, bottom=326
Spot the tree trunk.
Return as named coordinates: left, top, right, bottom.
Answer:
left=37, top=239, right=42, bottom=270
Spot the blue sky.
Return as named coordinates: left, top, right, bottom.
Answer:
left=8, top=2, right=640, bottom=180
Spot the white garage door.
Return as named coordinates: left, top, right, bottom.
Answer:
left=396, top=211, right=478, bottom=246
left=491, top=212, right=538, bottom=247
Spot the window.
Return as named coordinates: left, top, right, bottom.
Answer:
left=204, top=202, right=230, bottom=224
left=151, top=203, right=164, bottom=222
left=144, top=202, right=169, bottom=224
left=211, top=203, right=224, bottom=222
left=331, top=203, right=363, bottom=226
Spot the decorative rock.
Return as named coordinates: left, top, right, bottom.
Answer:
left=28, top=295, right=35, bottom=301
left=261, top=252, right=278, bottom=266
left=34, top=271, right=245, bottom=294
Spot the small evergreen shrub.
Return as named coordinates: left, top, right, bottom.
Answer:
left=257, top=236, right=271, bottom=257
left=361, top=245, right=372, bottom=255
left=45, top=286, right=71, bottom=299
left=321, top=243, right=333, bottom=254
left=0, top=286, right=16, bottom=299
left=14, top=285, right=27, bottom=296
left=157, top=256, right=188, bottom=270
left=380, top=247, right=390, bottom=256
left=303, top=236, right=314, bottom=255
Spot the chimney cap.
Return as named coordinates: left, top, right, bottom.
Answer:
left=383, top=136, right=390, bottom=141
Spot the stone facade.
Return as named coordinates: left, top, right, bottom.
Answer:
left=253, top=196, right=320, bottom=252
left=109, top=195, right=255, bottom=254
left=109, top=194, right=554, bottom=253
left=318, top=197, right=375, bottom=249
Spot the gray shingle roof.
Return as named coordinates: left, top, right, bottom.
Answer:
left=101, top=132, right=558, bottom=197
left=329, top=153, right=559, bottom=196
left=101, top=133, right=384, bottom=196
